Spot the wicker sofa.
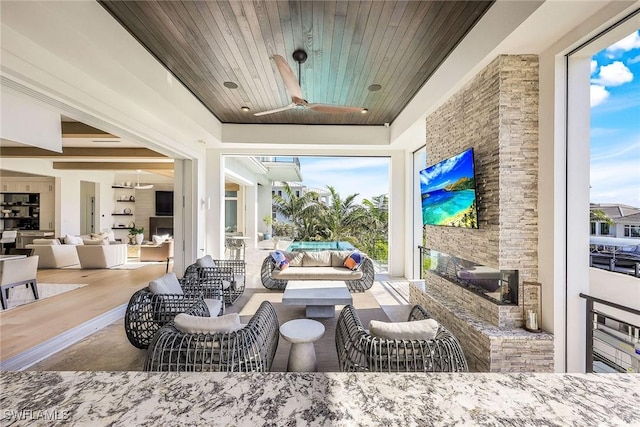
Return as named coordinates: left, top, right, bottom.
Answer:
left=261, top=250, right=374, bottom=292
left=335, top=304, right=469, bottom=372
left=145, top=301, right=279, bottom=372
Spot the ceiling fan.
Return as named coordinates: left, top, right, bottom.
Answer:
left=254, top=50, right=367, bottom=117
left=134, top=170, right=153, bottom=190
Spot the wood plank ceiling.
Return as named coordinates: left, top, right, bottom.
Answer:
left=99, top=1, right=493, bottom=126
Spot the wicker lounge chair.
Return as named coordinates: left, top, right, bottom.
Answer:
left=144, top=301, right=279, bottom=372
left=184, top=259, right=246, bottom=305
left=335, top=304, right=469, bottom=372
left=124, top=272, right=224, bottom=349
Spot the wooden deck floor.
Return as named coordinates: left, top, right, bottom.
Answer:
left=0, top=264, right=167, bottom=362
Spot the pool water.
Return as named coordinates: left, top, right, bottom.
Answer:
left=286, top=241, right=355, bottom=251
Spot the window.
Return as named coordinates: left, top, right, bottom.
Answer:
left=624, top=225, right=640, bottom=237
left=295, top=190, right=300, bottom=197
left=599, top=223, right=610, bottom=235
left=591, top=222, right=596, bottom=235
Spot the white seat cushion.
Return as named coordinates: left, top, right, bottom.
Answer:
left=174, top=312, right=242, bottom=334
left=196, top=255, right=216, bottom=268
left=271, top=266, right=363, bottom=280
left=369, top=318, right=440, bottom=341
left=148, top=272, right=183, bottom=295
left=204, top=299, right=224, bottom=317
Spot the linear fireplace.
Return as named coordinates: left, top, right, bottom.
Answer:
left=149, top=216, right=174, bottom=237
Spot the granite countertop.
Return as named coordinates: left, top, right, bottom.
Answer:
left=1, top=372, right=639, bottom=426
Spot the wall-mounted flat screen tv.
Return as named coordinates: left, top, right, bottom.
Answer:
left=419, top=148, right=478, bottom=229
left=155, top=191, right=174, bottom=216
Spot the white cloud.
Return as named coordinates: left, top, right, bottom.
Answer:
left=590, top=59, right=597, bottom=75
left=590, top=85, right=609, bottom=107
left=629, top=54, right=640, bottom=65
left=606, top=31, right=640, bottom=54
left=592, top=61, right=633, bottom=87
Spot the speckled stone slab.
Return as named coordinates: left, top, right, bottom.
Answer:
left=1, top=372, right=639, bottom=426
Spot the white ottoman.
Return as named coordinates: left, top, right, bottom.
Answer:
left=279, top=319, right=325, bottom=372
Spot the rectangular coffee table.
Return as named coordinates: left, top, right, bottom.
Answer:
left=282, top=280, right=353, bottom=318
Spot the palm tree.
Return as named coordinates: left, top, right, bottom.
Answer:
left=272, top=183, right=321, bottom=239
left=590, top=208, right=613, bottom=224
left=319, top=186, right=368, bottom=242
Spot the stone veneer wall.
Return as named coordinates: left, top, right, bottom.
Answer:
left=424, top=54, right=539, bottom=312
left=411, top=285, right=553, bottom=372
left=415, top=55, right=549, bottom=371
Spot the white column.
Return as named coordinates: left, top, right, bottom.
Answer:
left=245, top=184, right=258, bottom=248
left=389, top=151, right=405, bottom=277
left=205, top=150, right=225, bottom=259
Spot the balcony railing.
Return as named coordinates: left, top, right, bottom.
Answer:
left=256, top=157, right=301, bottom=168
left=579, top=293, right=640, bottom=373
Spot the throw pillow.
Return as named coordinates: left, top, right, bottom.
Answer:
left=369, top=318, right=440, bottom=341
left=196, top=255, right=217, bottom=268
left=174, top=312, right=243, bottom=334
left=90, top=232, right=109, bottom=241
left=148, top=272, right=184, bottom=295
left=152, top=235, right=165, bottom=245
left=344, top=251, right=365, bottom=271
left=270, top=250, right=289, bottom=270
left=64, top=234, right=84, bottom=245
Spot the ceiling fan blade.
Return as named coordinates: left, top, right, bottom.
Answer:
left=273, top=55, right=303, bottom=99
left=306, top=104, right=366, bottom=114
left=253, top=103, right=297, bottom=117
left=134, top=184, right=154, bottom=190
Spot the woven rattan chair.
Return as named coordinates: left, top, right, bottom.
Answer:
left=124, top=278, right=223, bottom=349
left=184, top=260, right=246, bottom=305
left=144, top=301, right=279, bottom=372
left=335, top=304, right=469, bottom=372
left=260, top=254, right=375, bottom=292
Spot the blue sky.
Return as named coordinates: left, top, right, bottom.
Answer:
left=298, top=157, right=389, bottom=204
left=419, top=148, right=474, bottom=194
left=590, top=29, right=640, bottom=208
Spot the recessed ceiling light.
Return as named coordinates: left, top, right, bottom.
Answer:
left=223, top=81, right=238, bottom=89
left=241, top=106, right=251, bottom=112
left=361, top=108, right=368, bottom=114
left=368, top=84, right=382, bottom=92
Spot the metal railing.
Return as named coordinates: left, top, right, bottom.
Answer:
left=579, top=293, right=640, bottom=373
left=256, top=157, right=301, bottom=168
left=418, top=246, right=429, bottom=279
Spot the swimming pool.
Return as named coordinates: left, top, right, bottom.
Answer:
left=286, top=241, right=355, bottom=251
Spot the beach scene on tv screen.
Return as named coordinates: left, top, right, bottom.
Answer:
left=420, top=148, right=478, bottom=229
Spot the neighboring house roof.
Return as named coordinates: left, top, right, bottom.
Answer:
left=615, top=212, right=640, bottom=224
left=590, top=203, right=640, bottom=219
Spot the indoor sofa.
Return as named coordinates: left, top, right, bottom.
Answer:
left=26, top=239, right=80, bottom=268
left=261, top=250, right=374, bottom=292
left=76, top=244, right=127, bottom=269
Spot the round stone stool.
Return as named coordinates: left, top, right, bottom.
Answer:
left=279, top=319, right=325, bottom=372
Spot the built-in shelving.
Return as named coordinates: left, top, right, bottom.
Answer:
left=1, top=193, right=40, bottom=230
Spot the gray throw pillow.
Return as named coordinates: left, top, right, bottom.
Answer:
left=369, top=318, right=439, bottom=340
left=174, top=312, right=242, bottom=334
left=148, top=272, right=184, bottom=295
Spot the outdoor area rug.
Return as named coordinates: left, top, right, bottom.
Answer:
left=2, top=283, right=88, bottom=311
left=232, top=288, right=389, bottom=372
left=27, top=287, right=390, bottom=372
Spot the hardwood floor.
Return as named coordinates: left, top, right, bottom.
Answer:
left=0, top=264, right=167, bottom=362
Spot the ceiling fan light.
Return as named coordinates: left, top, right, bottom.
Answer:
left=240, top=106, right=251, bottom=112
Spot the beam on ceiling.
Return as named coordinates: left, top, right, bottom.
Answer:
left=61, top=121, right=117, bottom=138
left=1, top=147, right=167, bottom=158
left=52, top=162, right=174, bottom=170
